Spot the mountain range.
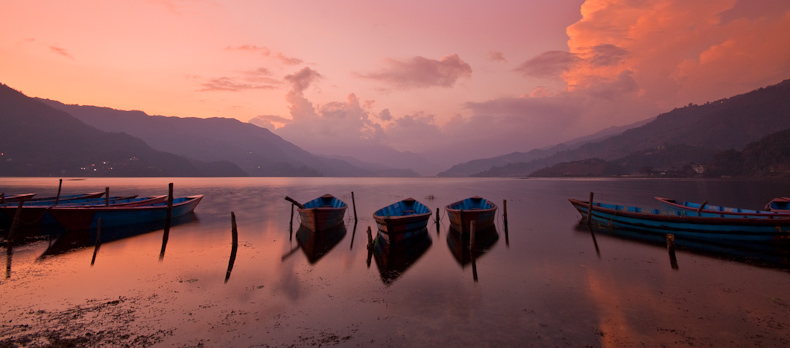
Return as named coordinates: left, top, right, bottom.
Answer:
left=447, top=78, right=790, bottom=177
left=2, top=77, right=789, bottom=177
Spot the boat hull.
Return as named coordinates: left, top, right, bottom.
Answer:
left=49, top=195, right=203, bottom=231
left=445, top=197, right=497, bottom=234
left=373, top=198, right=432, bottom=244
left=656, top=197, right=790, bottom=218
left=569, top=198, right=790, bottom=243
left=294, top=194, right=347, bottom=232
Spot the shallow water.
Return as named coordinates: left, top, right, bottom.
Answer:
left=2, top=177, right=790, bottom=347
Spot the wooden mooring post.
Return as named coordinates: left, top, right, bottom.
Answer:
left=503, top=199, right=509, bottom=246
left=289, top=203, right=294, bottom=241
left=54, top=179, right=63, bottom=206
left=351, top=192, right=358, bottom=222
left=587, top=192, right=595, bottom=226
left=105, top=187, right=110, bottom=207
left=667, top=234, right=678, bottom=270
left=91, top=218, right=102, bottom=266
left=159, top=183, right=174, bottom=260
left=225, top=212, right=239, bottom=283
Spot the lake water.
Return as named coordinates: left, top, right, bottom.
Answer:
left=2, top=177, right=790, bottom=347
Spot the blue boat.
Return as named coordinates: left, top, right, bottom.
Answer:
left=286, top=194, right=347, bottom=232
left=445, top=196, right=497, bottom=234
left=569, top=198, right=790, bottom=243
left=765, top=197, right=790, bottom=213
left=373, top=198, right=432, bottom=244
left=48, top=195, right=203, bottom=231
left=0, top=195, right=160, bottom=234
left=656, top=197, right=790, bottom=218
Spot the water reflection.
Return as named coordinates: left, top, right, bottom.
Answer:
left=369, top=228, right=432, bottom=285
left=294, top=223, right=347, bottom=264
left=576, top=223, right=790, bottom=270
left=446, top=225, right=500, bottom=267
left=39, top=214, right=198, bottom=259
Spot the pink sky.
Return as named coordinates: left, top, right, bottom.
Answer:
left=2, top=0, right=789, bottom=170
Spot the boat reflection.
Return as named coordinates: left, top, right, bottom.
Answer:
left=575, top=223, right=790, bottom=270
left=370, top=227, right=432, bottom=285
left=40, top=213, right=198, bottom=258
left=446, top=225, right=500, bottom=267
left=295, top=223, right=347, bottom=264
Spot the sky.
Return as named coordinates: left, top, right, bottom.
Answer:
left=2, top=0, right=790, bottom=171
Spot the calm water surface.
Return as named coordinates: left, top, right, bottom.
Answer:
left=2, top=177, right=790, bottom=347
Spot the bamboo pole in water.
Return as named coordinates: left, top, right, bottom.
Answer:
left=503, top=199, right=509, bottom=246
left=667, top=234, right=678, bottom=270
left=225, top=212, right=239, bottom=283
left=587, top=192, right=595, bottom=226
left=91, top=218, right=102, bottom=266
left=351, top=192, right=358, bottom=222
left=159, top=183, right=174, bottom=260
left=105, top=187, right=110, bottom=207
left=54, top=179, right=63, bottom=206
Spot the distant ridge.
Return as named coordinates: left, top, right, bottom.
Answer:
left=0, top=83, right=246, bottom=177
left=466, top=78, right=790, bottom=177
left=437, top=116, right=655, bottom=177
left=39, top=100, right=416, bottom=177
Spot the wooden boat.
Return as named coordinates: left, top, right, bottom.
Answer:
left=569, top=198, right=790, bottom=243
left=5, top=191, right=106, bottom=204
left=3, top=195, right=139, bottom=207
left=656, top=197, right=790, bottom=218
left=372, top=198, right=432, bottom=244
left=445, top=196, right=497, bottom=234
left=765, top=197, right=790, bottom=213
left=285, top=194, right=347, bottom=231
left=48, top=195, right=203, bottom=231
left=0, top=195, right=158, bottom=234
left=0, top=193, right=36, bottom=202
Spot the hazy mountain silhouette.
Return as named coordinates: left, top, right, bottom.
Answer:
left=38, top=100, right=414, bottom=177
left=461, top=78, right=790, bottom=177
left=437, top=117, right=655, bottom=177
left=0, top=83, right=246, bottom=177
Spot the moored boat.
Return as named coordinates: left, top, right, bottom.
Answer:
left=765, top=197, right=790, bottom=213
left=569, top=198, right=790, bottom=243
left=0, top=195, right=158, bottom=233
left=286, top=194, right=347, bottom=231
left=373, top=198, right=432, bottom=244
left=445, top=196, right=497, bottom=234
left=48, top=195, right=203, bottom=231
left=656, top=197, right=790, bottom=218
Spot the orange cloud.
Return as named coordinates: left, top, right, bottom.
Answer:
left=560, top=0, right=790, bottom=105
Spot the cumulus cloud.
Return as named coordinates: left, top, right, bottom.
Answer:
left=357, top=54, right=472, bottom=89
left=507, top=0, right=790, bottom=131
left=284, top=67, right=322, bottom=95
